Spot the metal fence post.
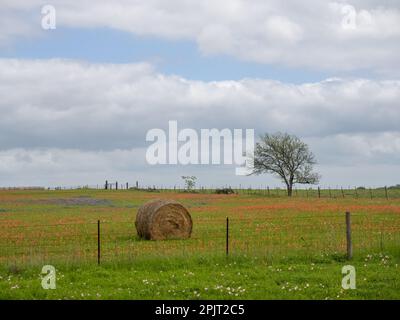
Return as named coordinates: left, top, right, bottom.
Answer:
left=97, top=220, right=101, bottom=265
left=346, top=212, right=352, bottom=260
left=226, top=217, right=229, bottom=257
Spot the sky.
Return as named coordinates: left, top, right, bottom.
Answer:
left=0, top=0, right=399, bottom=188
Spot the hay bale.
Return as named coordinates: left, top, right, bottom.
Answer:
left=135, top=199, right=193, bottom=240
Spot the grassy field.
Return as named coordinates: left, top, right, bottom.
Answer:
left=0, top=188, right=399, bottom=299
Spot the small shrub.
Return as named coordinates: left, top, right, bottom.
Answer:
left=215, top=188, right=235, bottom=195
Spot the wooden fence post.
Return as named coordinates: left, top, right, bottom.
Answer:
left=346, top=212, right=352, bottom=260
left=385, top=186, right=388, bottom=200
left=105, top=180, right=108, bottom=190
left=226, top=217, right=229, bottom=257
left=341, top=187, right=345, bottom=198
left=97, top=220, right=101, bottom=265
left=318, top=187, right=321, bottom=198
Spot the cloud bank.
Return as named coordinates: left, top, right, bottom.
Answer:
left=0, top=58, right=399, bottom=187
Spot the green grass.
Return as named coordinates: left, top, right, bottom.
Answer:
left=0, top=188, right=399, bottom=299
left=1, top=251, right=399, bottom=299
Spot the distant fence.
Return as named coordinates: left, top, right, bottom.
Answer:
left=1, top=212, right=399, bottom=266
left=2, top=183, right=399, bottom=200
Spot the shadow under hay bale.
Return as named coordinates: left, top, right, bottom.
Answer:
left=135, top=199, right=193, bottom=240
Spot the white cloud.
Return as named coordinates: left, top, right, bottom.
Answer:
left=0, top=147, right=147, bottom=187
left=307, top=132, right=400, bottom=165
left=1, top=59, right=400, bottom=149
left=0, top=58, right=399, bottom=186
left=1, top=1, right=400, bottom=74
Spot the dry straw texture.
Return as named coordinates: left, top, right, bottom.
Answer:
left=135, top=199, right=193, bottom=240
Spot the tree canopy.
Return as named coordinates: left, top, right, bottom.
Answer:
left=251, top=132, right=320, bottom=196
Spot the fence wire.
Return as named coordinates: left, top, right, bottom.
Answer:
left=1, top=212, right=399, bottom=266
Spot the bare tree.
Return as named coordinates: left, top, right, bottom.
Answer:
left=251, top=133, right=320, bottom=196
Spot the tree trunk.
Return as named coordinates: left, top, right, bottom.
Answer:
left=287, top=183, right=293, bottom=197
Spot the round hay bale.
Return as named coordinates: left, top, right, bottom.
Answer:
left=135, top=199, right=192, bottom=240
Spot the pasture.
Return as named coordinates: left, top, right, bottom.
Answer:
left=0, top=188, right=399, bottom=299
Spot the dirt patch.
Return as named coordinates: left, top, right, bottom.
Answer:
left=43, top=197, right=113, bottom=206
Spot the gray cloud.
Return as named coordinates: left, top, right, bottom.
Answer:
left=1, top=1, right=399, bottom=187
left=0, top=58, right=399, bottom=187
left=0, top=59, right=399, bottom=150
left=1, top=148, right=399, bottom=188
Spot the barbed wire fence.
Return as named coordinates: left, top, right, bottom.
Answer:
left=1, top=212, right=399, bottom=267
left=3, top=181, right=399, bottom=200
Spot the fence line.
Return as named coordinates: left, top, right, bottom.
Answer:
left=1, top=211, right=399, bottom=265
left=1, top=183, right=399, bottom=200
left=3, top=212, right=399, bottom=230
